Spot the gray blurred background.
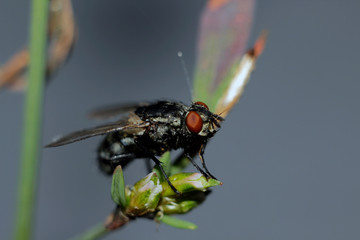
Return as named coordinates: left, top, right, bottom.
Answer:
left=1, top=0, right=360, bottom=239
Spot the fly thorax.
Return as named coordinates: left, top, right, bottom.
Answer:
left=151, top=116, right=182, bottom=137
left=142, top=115, right=182, bottom=151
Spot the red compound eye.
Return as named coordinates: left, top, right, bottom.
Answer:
left=194, top=101, right=209, bottom=110
left=186, top=111, right=203, bottom=134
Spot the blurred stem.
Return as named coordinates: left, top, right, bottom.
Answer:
left=71, top=224, right=110, bottom=240
left=14, top=0, right=49, bottom=239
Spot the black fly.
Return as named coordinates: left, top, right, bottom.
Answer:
left=46, top=101, right=224, bottom=194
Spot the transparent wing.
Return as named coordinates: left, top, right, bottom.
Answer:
left=193, top=0, right=255, bottom=111
left=45, top=120, right=148, bottom=147
left=88, top=102, right=150, bottom=120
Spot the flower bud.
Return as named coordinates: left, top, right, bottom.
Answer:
left=126, top=172, right=163, bottom=216
left=161, top=173, right=222, bottom=197
left=159, top=191, right=207, bottom=215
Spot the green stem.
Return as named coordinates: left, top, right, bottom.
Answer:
left=70, top=224, right=110, bottom=240
left=14, top=0, right=49, bottom=239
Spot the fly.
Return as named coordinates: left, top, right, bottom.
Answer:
left=46, top=100, right=224, bottom=194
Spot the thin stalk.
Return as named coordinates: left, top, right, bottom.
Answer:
left=14, top=0, right=49, bottom=239
left=70, top=224, right=110, bottom=240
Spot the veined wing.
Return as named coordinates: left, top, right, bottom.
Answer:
left=88, top=102, right=150, bottom=120
left=193, top=0, right=255, bottom=111
left=45, top=120, right=149, bottom=147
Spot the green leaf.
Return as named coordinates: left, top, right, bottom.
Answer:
left=153, top=152, right=171, bottom=183
left=193, top=0, right=255, bottom=111
left=111, top=166, right=127, bottom=210
left=161, top=151, right=171, bottom=176
left=157, top=215, right=198, bottom=230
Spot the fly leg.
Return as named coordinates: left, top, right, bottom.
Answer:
left=134, top=140, right=180, bottom=195
left=184, top=153, right=210, bottom=179
left=199, top=144, right=217, bottom=180
left=149, top=155, right=180, bottom=195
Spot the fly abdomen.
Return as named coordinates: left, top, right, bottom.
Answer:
left=97, top=132, right=137, bottom=174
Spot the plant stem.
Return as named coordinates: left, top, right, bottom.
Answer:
left=14, top=0, right=49, bottom=239
left=71, top=224, right=110, bottom=240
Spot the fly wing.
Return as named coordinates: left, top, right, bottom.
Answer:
left=45, top=120, right=148, bottom=147
left=193, top=0, right=255, bottom=111
left=88, top=102, right=150, bottom=120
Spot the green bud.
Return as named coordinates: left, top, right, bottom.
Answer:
left=161, top=173, right=222, bottom=197
left=159, top=191, right=206, bottom=215
left=126, top=172, right=163, bottom=216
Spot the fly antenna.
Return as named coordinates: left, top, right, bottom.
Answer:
left=177, top=51, right=193, bottom=100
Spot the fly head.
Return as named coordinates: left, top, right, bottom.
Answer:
left=184, top=101, right=224, bottom=141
